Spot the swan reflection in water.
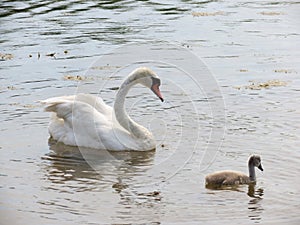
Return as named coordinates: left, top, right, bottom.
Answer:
left=43, top=138, right=156, bottom=191
left=41, top=139, right=163, bottom=221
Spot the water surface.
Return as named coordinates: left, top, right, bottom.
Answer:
left=0, top=0, right=299, bottom=224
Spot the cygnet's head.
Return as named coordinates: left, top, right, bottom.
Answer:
left=249, top=155, right=263, bottom=171
left=130, top=67, right=164, bottom=102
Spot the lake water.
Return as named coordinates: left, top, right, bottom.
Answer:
left=0, top=0, right=299, bottom=224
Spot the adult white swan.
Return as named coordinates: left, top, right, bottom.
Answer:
left=42, top=67, right=164, bottom=151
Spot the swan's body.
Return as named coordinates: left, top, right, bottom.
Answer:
left=42, top=67, right=164, bottom=151
left=205, top=155, right=263, bottom=187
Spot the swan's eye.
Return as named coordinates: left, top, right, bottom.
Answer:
left=151, top=77, right=161, bottom=86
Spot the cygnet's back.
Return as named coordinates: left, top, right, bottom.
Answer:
left=205, top=155, right=263, bottom=188
left=205, top=170, right=251, bottom=187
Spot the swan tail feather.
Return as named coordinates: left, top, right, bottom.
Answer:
left=44, top=103, right=59, bottom=113
left=43, top=101, right=73, bottom=119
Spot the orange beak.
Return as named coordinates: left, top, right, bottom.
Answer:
left=151, top=83, right=164, bottom=102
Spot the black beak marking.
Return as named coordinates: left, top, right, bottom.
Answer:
left=258, top=164, right=264, bottom=171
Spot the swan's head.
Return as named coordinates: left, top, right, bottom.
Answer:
left=131, top=67, right=164, bottom=102
left=249, top=155, right=263, bottom=171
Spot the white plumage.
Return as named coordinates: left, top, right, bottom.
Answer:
left=41, top=67, right=164, bottom=151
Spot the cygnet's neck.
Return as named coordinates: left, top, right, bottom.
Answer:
left=113, top=74, right=151, bottom=139
left=248, top=160, right=256, bottom=182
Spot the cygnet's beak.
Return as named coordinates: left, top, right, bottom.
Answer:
left=258, top=164, right=264, bottom=171
left=151, top=83, right=164, bottom=102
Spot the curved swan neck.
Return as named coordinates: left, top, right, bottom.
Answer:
left=113, top=75, right=149, bottom=138
left=248, top=161, right=256, bottom=181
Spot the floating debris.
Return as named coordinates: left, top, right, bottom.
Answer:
left=108, top=86, right=119, bottom=91
left=90, top=65, right=122, bottom=70
left=64, top=50, right=68, bottom=54
left=182, top=43, right=190, bottom=48
left=7, top=86, right=17, bottom=90
left=274, top=69, right=295, bottom=74
left=259, top=11, right=283, bottom=16
left=112, top=182, right=128, bottom=192
left=234, top=80, right=288, bottom=90
left=23, top=104, right=37, bottom=109
left=0, top=53, right=13, bottom=60
left=29, top=54, right=32, bottom=58
left=143, top=191, right=160, bottom=197
left=239, top=69, right=248, bottom=72
left=9, top=102, right=19, bottom=106
left=63, top=75, right=93, bottom=81
left=46, top=53, right=56, bottom=58
left=137, top=191, right=161, bottom=201
left=192, top=11, right=224, bottom=17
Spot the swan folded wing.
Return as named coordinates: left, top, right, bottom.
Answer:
left=44, top=100, right=107, bottom=148
left=42, top=93, right=112, bottom=116
left=73, top=93, right=112, bottom=116
left=43, top=99, right=130, bottom=149
left=43, top=99, right=110, bottom=133
left=43, top=101, right=76, bottom=145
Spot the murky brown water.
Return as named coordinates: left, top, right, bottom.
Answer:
left=1, top=1, right=299, bottom=224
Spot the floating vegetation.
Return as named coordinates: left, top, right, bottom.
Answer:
left=63, top=75, right=93, bottom=81
left=8, top=102, right=37, bottom=108
left=234, top=80, right=288, bottom=90
left=192, top=11, right=224, bottom=17
left=259, top=11, right=283, bottom=16
left=0, top=53, right=13, bottom=60
left=23, top=104, right=37, bottom=109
